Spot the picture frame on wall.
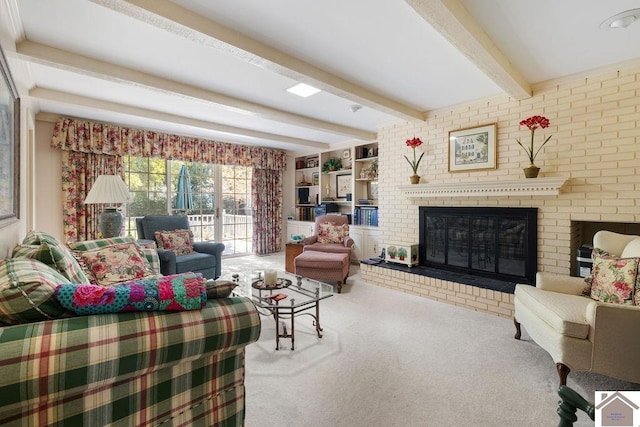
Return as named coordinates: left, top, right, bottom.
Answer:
left=0, top=44, right=20, bottom=226
left=368, top=180, right=378, bottom=201
left=336, top=174, right=351, bottom=198
left=448, top=123, right=497, bottom=172
left=312, top=172, right=319, bottom=185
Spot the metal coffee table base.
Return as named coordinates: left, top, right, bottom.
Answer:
left=228, top=271, right=333, bottom=351
left=270, top=301, right=324, bottom=350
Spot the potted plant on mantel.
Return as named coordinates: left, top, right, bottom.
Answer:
left=515, top=115, right=554, bottom=178
left=404, top=137, right=425, bottom=184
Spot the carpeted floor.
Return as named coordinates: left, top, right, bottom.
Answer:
left=223, top=253, right=639, bottom=426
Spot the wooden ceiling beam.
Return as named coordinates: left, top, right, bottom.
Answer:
left=16, top=40, right=375, bottom=140
left=30, top=87, right=331, bottom=150
left=405, top=0, right=531, bottom=100
left=90, top=0, right=425, bottom=121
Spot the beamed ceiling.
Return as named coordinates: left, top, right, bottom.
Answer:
left=1, top=0, right=639, bottom=154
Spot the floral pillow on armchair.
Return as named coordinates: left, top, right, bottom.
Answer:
left=154, top=229, right=195, bottom=256
left=317, top=222, right=349, bottom=244
left=589, top=250, right=639, bottom=305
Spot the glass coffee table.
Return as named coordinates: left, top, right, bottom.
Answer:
left=225, top=270, right=333, bottom=350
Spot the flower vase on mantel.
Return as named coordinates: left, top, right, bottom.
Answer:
left=515, top=115, right=553, bottom=180
left=523, top=164, right=540, bottom=178
left=404, top=137, right=425, bottom=185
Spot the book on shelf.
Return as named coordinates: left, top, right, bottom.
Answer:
left=353, top=206, right=378, bottom=226
left=298, top=206, right=315, bottom=221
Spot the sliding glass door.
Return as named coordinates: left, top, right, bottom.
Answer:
left=123, top=157, right=253, bottom=256
left=221, top=165, right=253, bottom=255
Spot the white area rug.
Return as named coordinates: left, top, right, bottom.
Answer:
left=223, top=253, right=639, bottom=426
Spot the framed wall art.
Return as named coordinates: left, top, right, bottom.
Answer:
left=336, top=174, right=351, bottom=198
left=368, top=181, right=378, bottom=201
left=0, top=44, right=20, bottom=226
left=448, top=123, right=496, bottom=172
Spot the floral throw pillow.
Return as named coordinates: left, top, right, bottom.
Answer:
left=317, top=222, right=349, bottom=244
left=589, top=251, right=639, bottom=305
left=582, top=247, right=609, bottom=296
left=75, top=242, right=156, bottom=286
left=154, top=230, right=194, bottom=256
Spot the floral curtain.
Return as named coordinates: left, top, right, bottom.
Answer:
left=52, top=117, right=286, bottom=251
left=51, top=117, right=286, bottom=170
left=61, top=150, right=123, bottom=242
left=252, top=168, right=283, bottom=254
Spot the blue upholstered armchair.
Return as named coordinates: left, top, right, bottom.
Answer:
left=136, top=215, right=225, bottom=279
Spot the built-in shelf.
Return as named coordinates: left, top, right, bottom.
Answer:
left=399, top=177, right=569, bottom=198
left=323, top=170, right=352, bottom=175
left=293, top=143, right=378, bottom=224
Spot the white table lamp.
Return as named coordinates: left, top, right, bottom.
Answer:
left=84, top=175, right=133, bottom=238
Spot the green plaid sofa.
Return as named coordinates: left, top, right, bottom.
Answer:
left=0, top=297, right=261, bottom=426
left=1, top=233, right=261, bottom=426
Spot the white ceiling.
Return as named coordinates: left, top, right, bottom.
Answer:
left=2, top=0, right=639, bottom=154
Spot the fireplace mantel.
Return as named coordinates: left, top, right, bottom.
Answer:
left=399, top=177, right=569, bottom=198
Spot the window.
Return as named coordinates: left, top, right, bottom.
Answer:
left=124, top=157, right=168, bottom=234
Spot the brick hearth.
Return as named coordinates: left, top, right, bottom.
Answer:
left=361, top=264, right=515, bottom=318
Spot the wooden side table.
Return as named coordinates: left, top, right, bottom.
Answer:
left=285, top=242, right=304, bottom=273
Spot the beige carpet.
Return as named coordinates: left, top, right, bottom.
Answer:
left=223, top=253, right=639, bottom=426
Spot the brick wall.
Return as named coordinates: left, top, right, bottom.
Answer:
left=369, top=62, right=640, bottom=315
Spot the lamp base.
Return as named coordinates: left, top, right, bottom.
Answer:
left=100, top=208, right=123, bottom=238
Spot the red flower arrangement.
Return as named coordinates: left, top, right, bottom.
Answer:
left=404, top=137, right=425, bottom=174
left=515, top=115, right=553, bottom=164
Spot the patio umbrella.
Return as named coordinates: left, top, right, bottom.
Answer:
left=175, top=164, right=193, bottom=211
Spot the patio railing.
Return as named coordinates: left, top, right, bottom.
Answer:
left=126, top=213, right=253, bottom=243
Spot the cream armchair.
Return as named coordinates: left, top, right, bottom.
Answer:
left=514, top=230, right=640, bottom=386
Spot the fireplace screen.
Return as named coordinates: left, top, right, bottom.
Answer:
left=420, top=207, right=537, bottom=283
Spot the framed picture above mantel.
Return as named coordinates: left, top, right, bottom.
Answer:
left=448, top=123, right=496, bottom=172
left=0, top=44, right=20, bottom=227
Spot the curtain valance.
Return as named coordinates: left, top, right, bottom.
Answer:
left=50, top=117, right=286, bottom=170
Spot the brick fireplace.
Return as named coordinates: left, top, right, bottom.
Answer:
left=363, top=64, right=640, bottom=319
left=361, top=206, right=538, bottom=319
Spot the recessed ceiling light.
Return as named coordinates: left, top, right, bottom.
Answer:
left=286, top=83, right=321, bottom=98
left=600, top=9, right=640, bottom=29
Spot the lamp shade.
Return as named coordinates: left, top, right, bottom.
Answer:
left=84, top=175, right=132, bottom=238
left=84, top=175, right=133, bottom=206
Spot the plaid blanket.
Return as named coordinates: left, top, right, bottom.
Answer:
left=0, top=297, right=260, bottom=426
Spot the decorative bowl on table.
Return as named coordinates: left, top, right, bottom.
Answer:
left=252, top=277, right=292, bottom=290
